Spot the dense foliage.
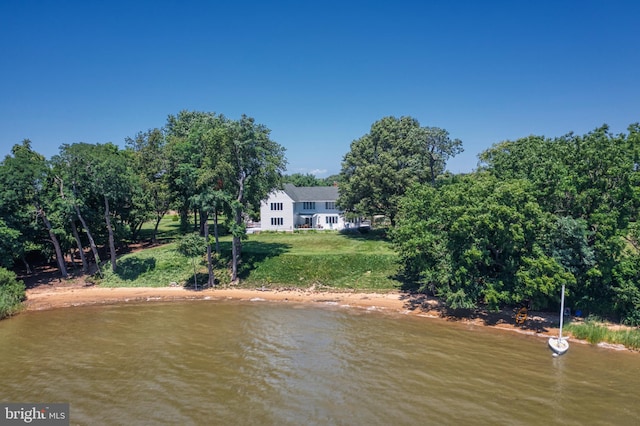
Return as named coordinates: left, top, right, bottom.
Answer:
left=338, top=116, right=462, bottom=224
left=393, top=124, right=640, bottom=324
left=0, top=111, right=286, bottom=285
left=283, top=173, right=340, bottom=187
left=0, top=267, right=25, bottom=319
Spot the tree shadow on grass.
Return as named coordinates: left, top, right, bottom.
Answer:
left=238, top=242, right=292, bottom=280
left=215, top=241, right=291, bottom=280
left=339, top=228, right=389, bottom=241
left=115, top=257, right=157, bottom=281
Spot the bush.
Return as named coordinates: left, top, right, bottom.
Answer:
left=0, top=267, right=26, bottom=319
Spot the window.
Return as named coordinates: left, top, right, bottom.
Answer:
left=270, top=202, right=283, bottom=211
left=271, top=217, right=284, bottom=226
left=325, top=202, right=336, bottom=210
left=303, top=202, right=316, bottom=210
left=325, top=216, right=338, bottom=224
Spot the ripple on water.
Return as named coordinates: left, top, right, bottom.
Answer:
left=0, top=301, right=639, bottom=425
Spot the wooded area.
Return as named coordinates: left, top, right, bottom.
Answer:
left=2, top=112, right=639, bottom=325
left=0, top=111, right=286, bottom=291
left=390, top=124, right=640, bottom=324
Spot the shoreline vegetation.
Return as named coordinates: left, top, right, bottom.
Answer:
left=9, top=228, right=640, bottom=353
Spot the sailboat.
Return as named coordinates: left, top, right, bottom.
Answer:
left=548, top=283, right=569, bottom=356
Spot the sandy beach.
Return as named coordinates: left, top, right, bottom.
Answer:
left=24, top=282, right=565, bottom=340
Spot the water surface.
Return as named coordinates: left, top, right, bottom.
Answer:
left=1, top=301, right=638, bottom=425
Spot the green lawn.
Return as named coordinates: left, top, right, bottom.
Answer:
left=101, top=228, right=402, bottom=291
left=239, top=231, right=400, bottom=291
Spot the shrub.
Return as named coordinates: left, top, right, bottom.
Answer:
left=0, top=267, right=26, bottom=319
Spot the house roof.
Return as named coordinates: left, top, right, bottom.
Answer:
left=283, top=183, right=339, bottom=202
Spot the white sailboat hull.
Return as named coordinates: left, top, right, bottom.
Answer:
left=548, top=336, right=569, bottom=355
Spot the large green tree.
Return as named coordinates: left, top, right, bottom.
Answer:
left=479, top=124, right=640, bottom=318
left=0, top=141, right=68, bottom=277
left=338, top=116, right=462, bottom=225
left=226, top=115, right=287, bottom=281
left=165, top=111, right=224, bottom=233
left=55, top=142, right=137, bottom=273
left=125, top=128, right=170, bottom=243
left=393, top=173, right=570, bottom=310
left=53, top=143, right=105, bottom=272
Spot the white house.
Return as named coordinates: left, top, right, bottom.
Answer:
left=258, top=184, right=347, bottom=231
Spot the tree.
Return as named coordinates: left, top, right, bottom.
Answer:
left=392, top=173, right=565, bottom=310
left=165, top=111, right=224, bottom=233
left=0, top=219, right=21, bottom=269
left=55, top=142, right=137, bottom=273
left=53, top=175, right=89, bottom=273
left=53, top=144, right=105, bottom=273
left=164, top=111, right=285, bottom=283
left=0, top=141, right=68, bottom=277
left=338, top=116, right=462, bottom=225
left=283, top=173, right=328, bottom=187
left=94, top=144, right=134, bottom=272
left=125, top=128, right=170, bottom=243
left=479, top=124, right=640, bottom=315
left=407, top=126, right=463, bottom=185
left=226, top=115, right=287, bottom=281
left=177, top=233, right=207, bottom=290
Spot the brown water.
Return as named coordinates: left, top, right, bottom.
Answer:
left=1, top=301, right=639, bottom=425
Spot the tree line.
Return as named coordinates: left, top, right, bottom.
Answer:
left=0, top=110, right=287, bottom=287
left=3, top=110, right=639, bottom=325
left=386, top=123, right=640, bottom=324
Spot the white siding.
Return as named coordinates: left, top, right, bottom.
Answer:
left=293, top=201, right=345, bottom=230
left=258, top=185, right=346, bottom=232
left=260, top=190, right=295, bottom=231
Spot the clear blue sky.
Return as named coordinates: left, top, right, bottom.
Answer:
left=1, top=0, right=638, bottom=177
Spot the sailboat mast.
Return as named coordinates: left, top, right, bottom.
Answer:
left=559, top=284, right=565, bottom=340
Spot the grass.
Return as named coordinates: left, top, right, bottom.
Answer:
left=100, top=228, right=401, bottom=292
left=236, top=230, right=400, bottom=291
left=565, top=318, right=640, bottom=351
left=101, top=243, right=200, bottom=288
left=137, top=214, right=185, bottom=243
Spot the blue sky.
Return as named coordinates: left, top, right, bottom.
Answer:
left=1, top=1, right=638, bottom=177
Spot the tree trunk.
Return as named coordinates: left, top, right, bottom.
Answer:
left=199, top=208, right=208, bottom=236
left=74, top=203, right=101, bottom=274
left=193, top=209, right=198, bottom=232
left=213, top=208, right=220, bottom=254
left=231, top=173, right=245, bottom=282
left=21, top=256, right=32, bottom=275
left=231, top=205, right=244, bottom=282
left=204, top=212, right=214, bottom=287
left=152, top=215, right=162, bottom=244
left=179, top=206, right=189, bottom=233
left=68, top=248, right=77, bottom=270
left=104, top=196, right=117, bottom=272
left=130, top=220, right=144, bottom=242
left=70, top=219, right=88, bottom=273
left=231, top=232, right=239, bottom=282
left=37, top=206, right=68, bottom=278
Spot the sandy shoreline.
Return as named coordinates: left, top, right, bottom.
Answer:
left=23, top=284, right=637, bottom=354
left=24, top=284, right=566, bottom=339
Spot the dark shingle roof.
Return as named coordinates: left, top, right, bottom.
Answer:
left=283, top=183, right=338, bottom=202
